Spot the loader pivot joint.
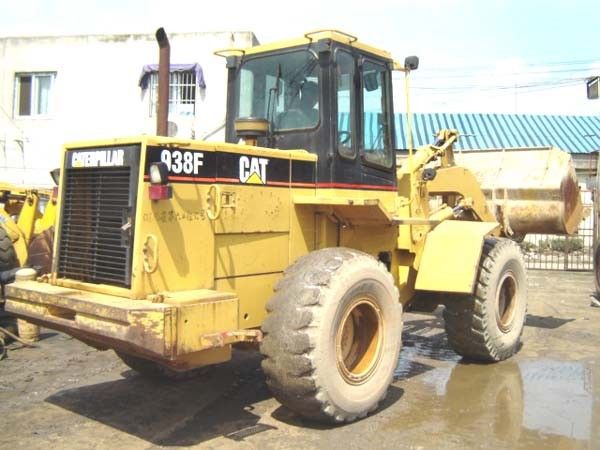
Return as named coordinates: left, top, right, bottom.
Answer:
left=422, top=168, right=437, bottom=181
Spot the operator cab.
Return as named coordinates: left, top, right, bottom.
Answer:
left=223, top=31, right=416, bottom=190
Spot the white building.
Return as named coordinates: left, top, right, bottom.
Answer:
left=0, top=31, right=258, bottom=186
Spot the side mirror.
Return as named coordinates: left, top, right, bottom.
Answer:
left=50, top=168, right=60, bottom=186
left=587, top=76, right=599, bottom=100
left=404, top=56, right=419, bottom=71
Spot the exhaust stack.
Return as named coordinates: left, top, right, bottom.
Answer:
left=155, top=27, right=170, bottom=136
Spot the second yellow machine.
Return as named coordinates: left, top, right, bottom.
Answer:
left=0, top=182, right=57, bottom=275
left=5, top=30, right=583, bottom=423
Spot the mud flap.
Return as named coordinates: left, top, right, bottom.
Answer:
left=415, top=221, right=499, bottom=293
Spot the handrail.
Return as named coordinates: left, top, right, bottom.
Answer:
left=304, top=30, right=358, bottom=44
left=214, top=48, right=245, bottom=58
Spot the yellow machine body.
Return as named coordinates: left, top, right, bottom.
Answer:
left=5, top=131, right=582, bottom=369
left=4, top=31, right=584, bottom=370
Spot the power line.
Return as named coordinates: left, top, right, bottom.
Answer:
left=410, top=79, right=583, bottom=99
left=411, top=66, right=600, bottom=80
left=419, top=57, right=600, bottom=73
left=412, top=77, right=584, bottom=91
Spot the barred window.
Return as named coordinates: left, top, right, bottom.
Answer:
left=149, top=70, right=196, bottom=116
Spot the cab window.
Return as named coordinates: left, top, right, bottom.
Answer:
left=336, top=51, right=355, bottom=159
left=361, top=61, right=392, bottom=168
left=236, top=50, right=320, bottom=131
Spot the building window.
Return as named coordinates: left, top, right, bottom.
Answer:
left=14, top=72, right=55, bottom=117
left=149, top=70, right=196, bottom=117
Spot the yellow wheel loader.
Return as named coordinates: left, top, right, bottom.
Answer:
left=1, top=180, right=57, bottom=347
left=0, top=179, right=58, bottom=277
left=4, top=30, right=583, bottom=423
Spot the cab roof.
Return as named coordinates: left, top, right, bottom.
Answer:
left=241, top=30, right=394, bottom=61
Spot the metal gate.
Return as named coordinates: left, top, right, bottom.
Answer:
left=521, top=190, right=594, bottom=271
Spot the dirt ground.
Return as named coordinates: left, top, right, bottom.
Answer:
left=1, top=270, right=599, bottom=450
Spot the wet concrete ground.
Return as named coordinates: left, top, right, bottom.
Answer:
left=0, top=270, right=599, bottom=449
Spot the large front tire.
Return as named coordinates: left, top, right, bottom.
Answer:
left=260, top=248, right=402, bottom=423
left=443, top=238, right=527, bottom=362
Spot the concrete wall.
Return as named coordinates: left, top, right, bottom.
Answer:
left=0, top=31, right=257, bottom=186
left=572, top=153, right=598, bottom=190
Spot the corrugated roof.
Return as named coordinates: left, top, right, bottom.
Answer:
left=393, top=113, right=600, bottom=154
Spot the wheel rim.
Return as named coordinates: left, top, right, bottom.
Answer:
left=496, top=272, right=518, bottom=332
left=336, top=296, right=383, bottom=385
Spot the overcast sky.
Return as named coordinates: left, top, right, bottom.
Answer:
left=1, top=0, right=599, bottom=115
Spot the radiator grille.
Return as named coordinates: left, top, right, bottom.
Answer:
left=57, top=166, right=134, bottom=287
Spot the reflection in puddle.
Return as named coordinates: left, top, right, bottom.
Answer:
left=392, top=347, right=599, bottom=448
left=395, top=330, right=460, bottom=381
left=520, top=360, right=593, bottom=441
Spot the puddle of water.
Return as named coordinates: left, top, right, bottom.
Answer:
left=395, top=331, right=460, bottom=380
left=390, top=348, right=599, bottom=449
left=520, top=360, right=593, bottom=441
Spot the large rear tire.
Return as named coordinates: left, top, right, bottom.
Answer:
left=443, top=238, right=527, bottom=362
left=260, top=248, right=402, bottom=423
left=0, top=226, right=18, bottom=272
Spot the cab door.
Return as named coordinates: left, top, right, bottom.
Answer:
left=331, top=48, right=359, bottom=187
left=332, top=49, right=396, bottom=191
left=358, top=58, right=396, bottom=189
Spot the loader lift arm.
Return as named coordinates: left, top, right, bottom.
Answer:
left=400, top=129, right=498, bottom=226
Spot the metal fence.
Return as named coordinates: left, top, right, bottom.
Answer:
left=521, top=190, right=594, bottom=271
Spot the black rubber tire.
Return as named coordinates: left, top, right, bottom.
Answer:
left=260, top=247, right=402, bottom=423
left=443, top=238, right=527, bottom=362
left=116, top=351, right=210, bottom=380
left=0, top=226, right=18, bottom=272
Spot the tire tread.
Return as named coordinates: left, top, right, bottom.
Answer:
left=443, top=238, right=527, bottom=362
left=0, top=226, right=18, bottom=272
left=260, top=248, right=401, bottom=423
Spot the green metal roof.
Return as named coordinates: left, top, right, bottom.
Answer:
left=394, top=113, right=600, bottom=153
